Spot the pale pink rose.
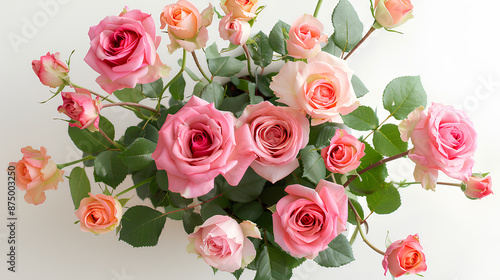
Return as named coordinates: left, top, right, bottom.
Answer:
left=404, top=103, right=477, bottom=190
left=464, top=175, right=493, bottom=199
left=219, top=13, right=251, bottom=46
left=287, top=14, right=328, bottom=59
left=187, top=215, right=261, bottom=272
left=321, top=129, right=365, bottom=174
left=152, top=96, right=256, bottom=198
left=220, top=0, right=259, bottom=21
left=32, top=52, right=69, bottom=88
left=9, top=146, right=64, bottom=205
left=270, top=51, right=359, bottom=125
left=236, top=101, right=309, bottom=183
left=75, top=193, right=123, bottom=234
left=84, top=8, right=167, bottom=94
left=272, top=180, right=348, bottom=259
left=160, top=0, right=214, bottom=53
left=57, top=87, right=103, bottom=132
left=398, top=106, right=425, bottom=142
left=374, top=0, right=414, bottom=29
left=382, top=234, right=427, bottom=278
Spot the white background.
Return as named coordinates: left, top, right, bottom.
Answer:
left=1, top=0, right=500, bottom=279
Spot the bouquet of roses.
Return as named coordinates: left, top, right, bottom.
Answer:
left=11, top=0, right=493, bottom=279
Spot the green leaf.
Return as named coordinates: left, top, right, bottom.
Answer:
left=349, top=143, right=387, bottom=196
left=255, top=245, right=295, bottom=280
left=259, top=185, right=286, bottom=207
left=182, top=210, right=204, bottom=234
left=207, top=48, right=246, bottom=77
left=205, top=43, right=221, bottom=59
left=257, top=73, right=275, bottom=97
left=352, top=74, right=369, bottom=98
left=118, top=138, right=157, bottom=171
left=94, top=151, right=128, bottom=189
left=300, top=145, right=327, bottom=185
left=347, top=198, right=364, bottom=225
left=119, top=205, right=167, bottom=247
left=123, top=126, right=143, bottom=147
left=341, top=105, right=379, bottom=131
left=332, top=0, right=364, bottom=52
left=248, top=31, right=273, bottom=68
left=382, top=76, right=427, bottom=120
left=164, top=205, right=184, bottom=220
left=156, top=170, right=168, bottom=191
left=132, top=165, right=156, bottom=200
left=68, top=167, right=91, bottom=209
left=193, top=81, right=209, bottom=97
left=314, top=234, right=355, bottom=267
left=114, top=85, right=146, bottom=103
left=201, top=82, right=225, bottom=109
left=269, top=20, right=290, bottom=56
left=219, top=93, right=249, bottom=117
left=222, top=168, right=266, bottom=203
left=373, top=124, right=408, bottom=157
left=315, top=125, right=337, bottom=149
left=68, top=116, right=115, bottom=154
left=168, top=190, right=193, bottom=208
left=200, top=199, right=228, bottom=220
left=366, top=183, right=401, bottom=214
left=142, top=78, right=164, bottom=98
left=178, top=59, right=200, bottom=81
left=169, top=74, right=186, bottom=101
left=143, top=124, right=159, bottom=143
left=322, top=35, right=343, bottom=57
left=232, top=268, right=244, bottom=280
left=233, top=201, right=264, bottom=221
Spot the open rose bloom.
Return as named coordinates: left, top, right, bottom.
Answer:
left=75, top=193, right=123, bottom=234
left=272, top=180, right=348, bottom=259
left=84, top=8, right=167, bottom=94
left=270, top=51, right=359, bottom=125
left=383, top=234, right=427, bottom=277
left=32, top=52, right=69, bottom=88
left=10, top=146, right=64, bottom=205
left=287, top=14, right=328, bottom=59
left=57, top=87, right=103, bottom=131
left=321, top=129, right=365, bottom=174
left=187, top=215, right=261, bottom=272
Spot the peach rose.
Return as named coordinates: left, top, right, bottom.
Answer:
left=382, top=234, right=427, bottom=278
left=32, top=52, right=69, bottom=88
left=187, top=215, right=261, bottom=272
left=270, top=51, right=359, bottom=125
left=220, top=0, right=259, bottom=21
left=219, top=13, right=251, bottom=46
left=463, top=175, right=493, bottom=199
left=84, top=8, right=167, bottom=94
left=401, top=104, right=477, bottom=190
left=10, top=146, right=64, bottom=205
left=236, top=101, right=310, bottom=183
left=287, top=14, right=328, bottom=59
left=272, top=180, right=348, bottom=259
left=374, top=0, right=414, bottom=29
left=57, top=87, right=103, bottom=132
left=160, top=0, right=214, bottom=53
left=321, top=129, right=365, bottom=174
left=75, top=193, right=123, bottom=234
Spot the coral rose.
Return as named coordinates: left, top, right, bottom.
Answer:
left=463, top=175, right=493, bottom=199
left=57, top=87, right=103, bottom=132
left=272, top=180, right=348, bottom=259
left=321, top=129, right=365, bottom=174
left=374, top=0, right=414, bottom=29
left=32, top=52, right=69, bottom=88
left=220, top=0, right=259, bottom=21
left=287, top=14, right=328, bottom=59
left=75, top=193, right=123, bottom=234
left=382, top=234, right=427, bottom=277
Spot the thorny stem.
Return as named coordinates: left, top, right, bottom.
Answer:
left=343, top=26, right=376, bottom=60
left=99, top=127, right=125, bottom=151
left=356, top=216, right=385, bottom=255
left=192, top=51, right=211, bottom=82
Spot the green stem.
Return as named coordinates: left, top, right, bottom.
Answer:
left=158, top=49, right=187, bottom=108
left=313, top=0, right=324, bottom=18
left=192, top=51, right=211, bottom=82
left=242, top=44, right=255, bottom=80
left=102, top=102, right=158, bottom=114
left=356, top=216, right=385, bottom=255
left=395, top=181, right=462, bottom=187
left=116, top=177, right=155, bottom=197
left=363, top=114, right=391, bottom=142
left=99, top=127, right=126, bottom=151
left=349, top=225, right=359, bottom=245
left=343, top=26, right=376, bottom=60
left=56, top=154, right=95, bottom=169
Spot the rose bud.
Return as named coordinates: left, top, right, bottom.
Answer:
left=187, top=215, right=261, bottom=272
left=321, top=129, right=365, bottom=174
left=220, top=0, right=259, bottom=22
left=382, top=234, right=427, bottom=278
left=32, top=52, right=69, bottom=88
left=287, top=14, right=328, bottom=59
left=463, top=175, right=493, bottom=199
left=374, top=0, right=414, bottom=29
left=57, top=87, right=103, bottom=132
left=75, top=193, right=123, bottom=234
left=9, top=146, right=64, bottom=205
left=219, top=13, right=251, bottom=46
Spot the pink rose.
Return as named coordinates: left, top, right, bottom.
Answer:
left=152, top=96, right=256, bottom=198
left=270, top=51, right=359, bottom=125
left=219, top=13, right=251, bottom=46
left=272, top=180, right=348, bottom=259
left=84, top=8, right=167, bottom=94
left=321, top=129, right=365, bottom=174
left=187, top=215, right=261, bottom=272
left=374, top=0, right=414, bottom=29
left=75, top=193, right=123, bottom=234
left=160, top=0, right=214, bottom=53
left=9, top=146, right=64, bottom=205
left=236, top=101, right=309, bottom=183
left=463, top=175, right=493, bottom=199
left=382, top=234, right=427, bottom=278
left=401, top=103, right=477, bottom=190
left=220, top=0, right=259, bottom=21
left=287, top=14, right=328, bottom=59
left=57, top=87, right=103, bottom=132
left=32, top=52, right=69, bottom=88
